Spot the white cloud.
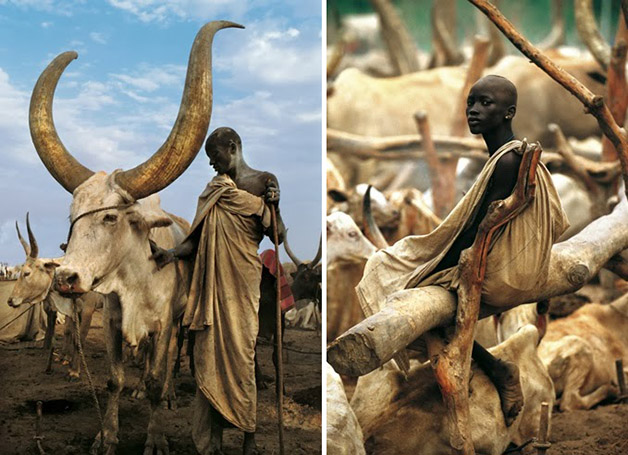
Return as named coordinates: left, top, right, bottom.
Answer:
left=41, top=21, right=53, bottom=28
left=110, top=64, right=185, bottom=93
left=0, top=0, right=84, bottom=16
left=89, top=32, right=107, bottom=44
left=106, top=0, right=250, bottom=23
left=217, top=22, right=320, bottom=86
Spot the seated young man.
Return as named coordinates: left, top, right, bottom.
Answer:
left=355, top=75, right=569, bottom=425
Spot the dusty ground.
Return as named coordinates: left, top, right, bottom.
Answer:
left=0, top=310, right=321, bottom=454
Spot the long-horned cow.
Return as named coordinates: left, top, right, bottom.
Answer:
left=28, top=21, right=242, bottom=454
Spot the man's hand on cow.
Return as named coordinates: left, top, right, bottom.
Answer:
left=265, top=180, right=280, bottom=205
left=150, top=247, right=175, bottom=270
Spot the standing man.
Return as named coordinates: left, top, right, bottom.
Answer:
left=152, top=126, right=285, bottom=455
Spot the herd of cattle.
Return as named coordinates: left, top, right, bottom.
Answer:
left=326, top=3, right=628, bottom=454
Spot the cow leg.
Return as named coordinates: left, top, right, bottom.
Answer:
left=91, top=298, right=124, bottom=455
left=471, top=341, right=523, bottom=426
left=43, top=307, right=56, bottom=350
left=68, top=310, right=83, bottom=381
left=174, top=318, right=184, bottom=377
left=62, top=317, right=73, bottom=364
left=163, top=328, right=179, bottom=410
left=44, top=308, right=56, bottom=373
left=143, top=325, right=173, bottom=455
left=132, top=345, right=150, bottom=400
left=558, top=347, right=615, bottom=411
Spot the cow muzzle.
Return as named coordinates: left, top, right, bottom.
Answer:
left=7, top=297, right=21, bottom=308
left=55, top=269, right=89, bottom=294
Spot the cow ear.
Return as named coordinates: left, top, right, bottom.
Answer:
left=143, top=212, right=173, bottom=229
left=328, top=189, right=348, bottom=202
left=44, top=261, right=60, bottom=271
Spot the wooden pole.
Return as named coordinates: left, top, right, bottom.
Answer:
left=426, top=141, right=540, bottom=454
left=270, top=204, right=285, bottom=455
left=533, top=402, right=551, bottom=455
left=616, top=358, right=627, bottom=401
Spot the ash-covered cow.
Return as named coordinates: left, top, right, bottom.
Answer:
left=327, top=212, right=375, bottom=343
left=538, top=292, right=628, bottom=410
left=28, top=21, right=241, bottom=454
left=351, top=325, right=554, bottom=455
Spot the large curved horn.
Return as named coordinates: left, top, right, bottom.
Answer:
left=15, top=222, right=30, bottom=257
left=311, top=235, right=322, bottom=266
left=575, top=0, right=610, bottom=70
left=116, top=21, right=244, bottom=200
left=362, top=185, right=390, bottom=250
left=26, top=212, right=39, bottom=258
left=29, top=51, right=95, bottom=193
left=283, top=229, right=303, bottom=267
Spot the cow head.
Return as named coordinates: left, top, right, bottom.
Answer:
left=327, top=212, right=376, bottom=264
left=27, top=22, right=242, bottom=293
left=7, top=214, right=60, bottom=307
left=283, top=232, right=322, bottom=302
left=328, top=184, right=400, bottom=232
left=55, top=172, right=173, bottom=294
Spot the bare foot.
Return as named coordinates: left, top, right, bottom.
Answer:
left=492, top=360, right=523, bottom=426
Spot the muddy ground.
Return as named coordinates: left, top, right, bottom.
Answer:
left=0, top=310, right=321, bottom=454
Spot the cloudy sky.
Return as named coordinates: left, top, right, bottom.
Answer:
left=0, top=0, right=322, bottom=266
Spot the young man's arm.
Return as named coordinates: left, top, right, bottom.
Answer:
left=433, top=151, right=522, bottom=273
left=151, top=227, right=201, bottom=269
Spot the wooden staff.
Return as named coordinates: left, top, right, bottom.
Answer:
left=270, top=202, right=285, bottom=455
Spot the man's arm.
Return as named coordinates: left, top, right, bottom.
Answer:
left=150, top=227, right=201, bottom=269
left=264, top=174, right=286, bottom=244
left=433, top=151, right=522, bottom=272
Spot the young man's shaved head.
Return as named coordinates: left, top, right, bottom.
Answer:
left=476, top=75, right=518, bottom=107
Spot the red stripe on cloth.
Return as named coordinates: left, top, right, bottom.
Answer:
left=260, top=249, right=295, bottom=312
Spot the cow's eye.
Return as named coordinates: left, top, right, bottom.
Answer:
left=103, top=214, right=118, bottom=224
left=23, top=271, right=31, bottom=277
left=348, top=231, right=358, bottom=238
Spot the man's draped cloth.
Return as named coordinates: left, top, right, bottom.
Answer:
left=356, top=140, right=569, bottom=323
left=183, top=174, right=270, bottom=433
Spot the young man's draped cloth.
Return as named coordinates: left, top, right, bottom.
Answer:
left=356, top=140, right=569, bottom=324
left=182, top=174, right=270, bottom=434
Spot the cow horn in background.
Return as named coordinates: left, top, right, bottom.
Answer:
left=26, top=212, right=39, bottom=259
left=283, top=230, right=303, bottom=267
left=116, top=21, right=244, bottom=200
left=538, top=0, right=565, bottom=50
left=15, top=222, right=30, bottom=257
left=575, top=0, right=610, bottom=70
left=311, top=235, right=322, bottom=266
left=362, top=185, right=390, bottom=250
left=29, top=51, right=95, bottom=193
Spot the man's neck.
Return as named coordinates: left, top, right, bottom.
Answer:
left=483, top=128, right=515, bottom=156
left=226, top=159, right=252, bottom=183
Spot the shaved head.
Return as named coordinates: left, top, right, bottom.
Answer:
left=474, top=75, right=518, bottom=107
